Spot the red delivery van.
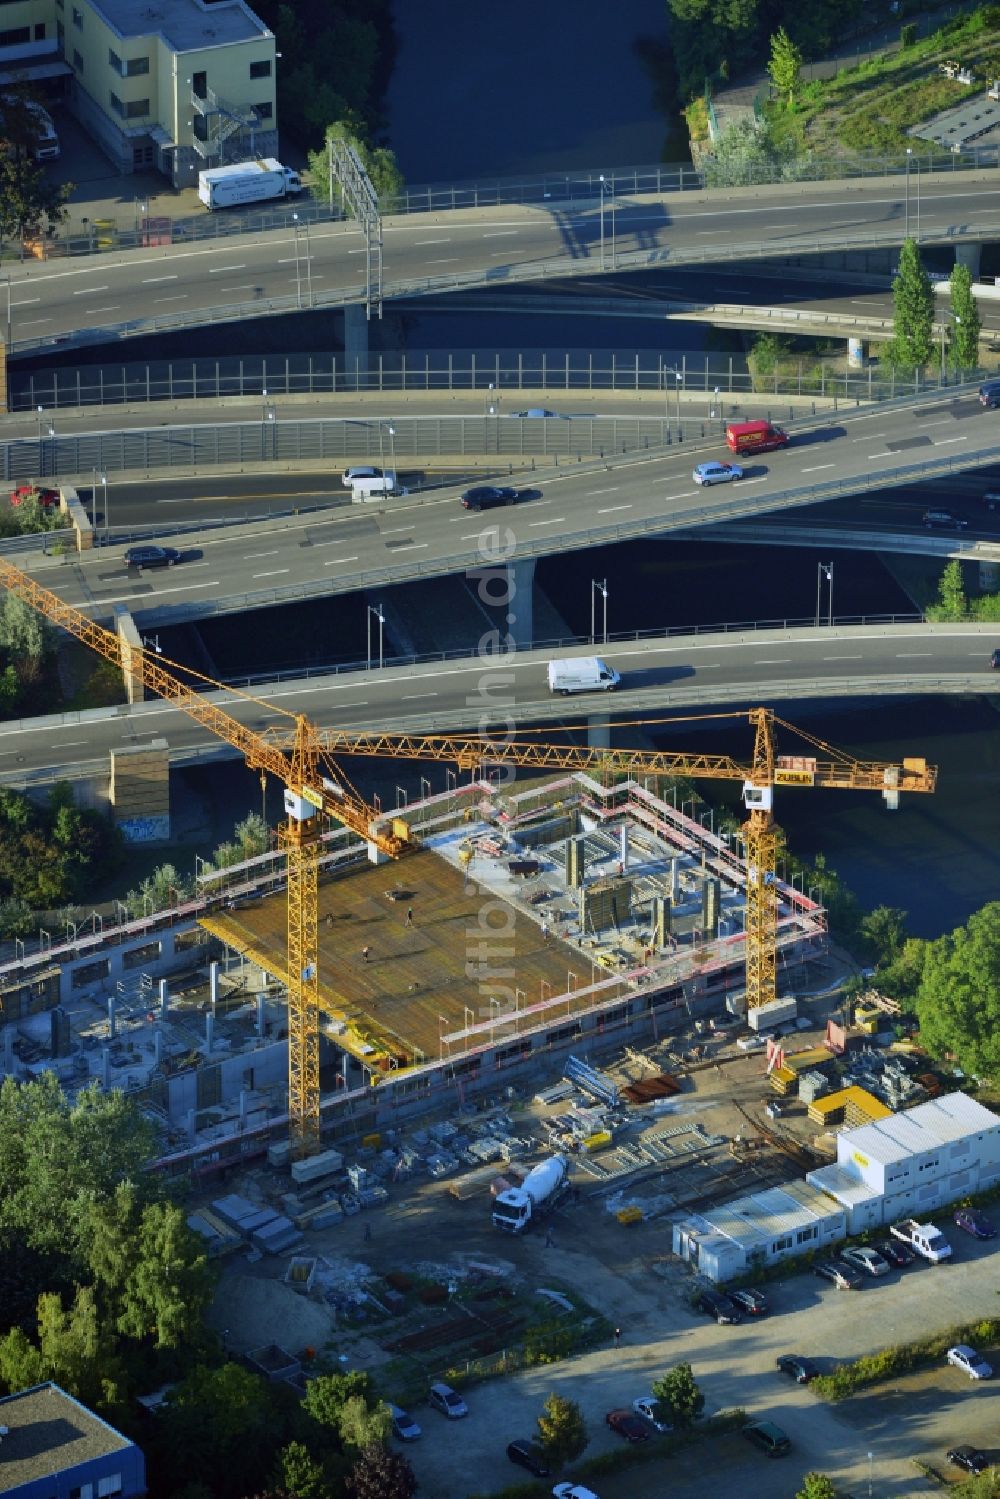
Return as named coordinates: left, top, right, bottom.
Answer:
left=725, top=420, right=790, bottom=455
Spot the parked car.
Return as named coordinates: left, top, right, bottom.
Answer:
left=696, top=1288, right=741, bottom=1324
left=840, top=1246, right=891, bottom=1278
left=947, top=1344, right=993, bottom=1380
left=10, top=483, right=58, bottom=508
left=923, top=509, right=968, bottom=529
left=813, top=1259, right=862, bottom=1290
left=874, top=1238, right=914, bottom=1268
left=388, top=1405, right=421, bottom=1442
left=507, top=1439, right=550, bottom=1476
left=631, top=1396, right=671, bottom=1432
left=124, top=545, right=180, bottom=570
left=605, top=1409, right=650, bottom=1443
left=947, top=1445, right=991, bottom=1475
left=692, top=460, right=743, bottom=486
left=729, top=1287, right=768, bottom=1317
left=954, top=1207, right=997, bottom=1239
left=553, top=1486, right=600, bottom=1499
left=428, top=1381, right=469, bottom=1417
left=776, top=1355, right=818, bottom=1384
left=743, top=1420, right=791, bottom=1457
left=461, top=485, right=519, bottom=511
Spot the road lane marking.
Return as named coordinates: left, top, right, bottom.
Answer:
left=529, top=518, right=565, bottom=526
left=251, top=569, right=291, bottom=578
left=932, top=437, right=968, bottom=447
left=402, top=692, right=438, bottom=700
left=391, top=543, right=429, bottom=553
left=382, top=525, right=416, bottom=535
left=73, top=286, right=109, bottom=295
left=243, top=550, right=281, bottom=559
left=153, top=295, right=188, bottom=303
left=323, top=555, right=360, bottom=566
left=587, top=487, right=620, bottom=495
left=427, top=257, right=460, bottom=263
left=209, top=264, right=247, bottom=273
left=753, top=658, right=791, bottom=664
left=853, top=433, right=885, bottom=441
left=482, top=231, right=519, bottom=237
left=894, top=652, right=932, bottom=658
left=142, top=275, right=178, bottom=283
left=801, top=464, right=835, bottom=473
left=414, top=238, right=451, bottom=245
left=598, top=504, right=633, bottom=513
left=822, top=655, right=863, bottom=661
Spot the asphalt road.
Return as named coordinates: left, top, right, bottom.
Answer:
left=7, top=175, right=999, bottom=348
left=11, top=391, right=1000, bottom=626
left=0, top=621, right=993, bottom=786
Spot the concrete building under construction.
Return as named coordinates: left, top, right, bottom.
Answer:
left=0, top=771, right=826, bottom=1176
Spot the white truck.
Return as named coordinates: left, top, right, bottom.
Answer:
left=492, top=1154, right=568, bottom=1233
left=546, top=657, right=620, bottom=695
left=351, top=472, right=408, bottom=500
left=197, top=158, right=302, bottom=211
left=889, top=1218, right=952, bottom=1263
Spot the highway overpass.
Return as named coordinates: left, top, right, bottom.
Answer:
left=6, top=174, right=998, bottom=353
left=0, top=620, right=993, bottom=788
left=6, top=389, right=998, bottom=630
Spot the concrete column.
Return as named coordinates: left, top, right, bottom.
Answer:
left=670, top=857, right=680, bottom=900
left=955, top=242, right=982, bottom=279
left=107, top=997, right=116, bottom=1040
left=257, top=994, right=266, bottom=1037
left=205, top=1012, right=214, bottom=1053
left=154, top=1028, right=163, bottom=1067
left=102, top=1047, right=111, bottom=1087
left=620, top=825, right=629, bottom=872
left=343, top=304, right=369, bottom=384
left=159, top=977, right=169, bottom=1018
left=587, top=715, right=611, bottom=749
left=239, top=1089, right=248, bottom=1122
left=209, top=960, right=220, bottom=1008
left=979, top=561, right=999, bottom=593
left=506, top=557, right=535, bottom=650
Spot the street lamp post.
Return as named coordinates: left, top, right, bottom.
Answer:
left=904, top=148, right=911, bottom=240
left=377, top=421, right=385, bottom=475
left=867, top=1450, right=873, bottom=1499
left=609, top=173, right=616, bottom=269
left=942, top=312, right=960, bottom=382
left=590, top=578, right=608, bottom=644
left=599, top=174, right=606, bottom=271
left=815, top=561, right=834, bottom=626
left=2, top=274, right=10, bottom=348
left=366, top=602, right=385, bottom=670
left=387, top=423, right=396, bottom=478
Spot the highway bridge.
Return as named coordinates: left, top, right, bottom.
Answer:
left=6, top=173, right=998, bottom=352
left=0, top=620, right=993, bottom=788
left=9, top=389, right=998, bottom=629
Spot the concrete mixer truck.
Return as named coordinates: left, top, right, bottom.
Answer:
left=492, top=1155, right=568, bottom=1234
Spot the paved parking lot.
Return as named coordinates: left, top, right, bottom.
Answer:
left=408, top=1229, right=1000, bottom=1498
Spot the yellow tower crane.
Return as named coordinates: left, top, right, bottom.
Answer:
left=316, top=715, right=937, bottom=1013
left=0, top=558, right=412, bottom=1157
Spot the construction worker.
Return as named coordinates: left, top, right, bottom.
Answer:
left=361, top=945, right=370, bottom=963
left=405, top=906, right=414, bottom=927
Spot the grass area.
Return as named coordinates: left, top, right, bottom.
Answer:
left=812, top=1316, right=1000, bottom=1401
left=765, top=7, right=1000, bottom=158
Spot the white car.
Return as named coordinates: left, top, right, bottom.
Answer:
left=947, top=1344, right=993, bottom=1380
left=632, top=1395, right=671, bottom=1432
left=692, top=461, right=744, bottom=486
left=840, top=1245, right=891, bottom=1278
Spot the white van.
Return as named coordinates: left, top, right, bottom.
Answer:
left=546, top=657, right=620, bottom=694
left=351, top=471, right=408, bottom=501
left=342, top=465, right=382, bottom=488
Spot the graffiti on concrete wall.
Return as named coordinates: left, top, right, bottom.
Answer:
left=119, top=815, right=171, bottom=844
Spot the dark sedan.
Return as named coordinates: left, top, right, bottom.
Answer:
left=460, top=485, right=519, bottom=511
left=874, top=1239, right=914, bottom=1268
left=124, top=545, right=180, bottom=570
left=506, top=1439, right=550, bottom=1476
left=954, top=1207, right=997, bottom=1239
left=729, top=1287, right=768, bottom=1316
left=947, top=1445, right=991, bottom=1475
left=606, top=1409, right=650, bottom=1443
left=776, top=1355, right=819, bottom=1384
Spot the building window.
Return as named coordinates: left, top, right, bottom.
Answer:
left=772, top=1234, right=793, bottom=1252
left=97, top=1475, right=123, bottom=1497
left=72, top=5, right=82, bottom=27
left=109, top=47, right=123, bottom=74
left=796, top=1226, right=817, bottom=1244
left=69, top=1484, right=94, bottom=1499
left=249, top=59, right=271, bottom=79
left=34, top=22, right=46, bottom=39
left=0, top=26, right=30, bottom=45
left=254, top=101, right=273, bottom=119
left=126, top=56, right=149, bottom=76
left=72, top=48, right=83, bottom=71
left=109, top=91, right=123, bottom=117
left=125, top=98, right=149, bottom=118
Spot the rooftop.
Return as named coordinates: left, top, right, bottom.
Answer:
left=89, top=0, right=271, bottom=51
left=841, top=1092, right=1000, bottom=1165
left=0, top=1383, right=133, bottom=1494
left=700, top=1180, right=842, bottom=1249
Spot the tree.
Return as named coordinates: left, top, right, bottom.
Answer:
left=0, top=140, right=70, bottom=246
left=859, top=906, right=909, bottom=966
left=768, top=27, right=803, bottom=104
left=303, top=1370, right=376, bottom=1429
left=0, top=593, right=54, bottom=685
left=797, top=1475, right=838, bottom=1499
left=888, top=240, right=934, bottom=370
left=337, top=1394, right=391, bottom=1455
left=926, top=559, right=968, bottom=622
left=704, top=118, right=798, bottom=188
left=306, top=121, right=404, bottom=211
left=949, top=262, right=982, bottom=371
left=914, top=902, right=1000, bottom=1075
left=345, top=1444, right=417, bottom=1499
left=651, top=1361, right=704, bottom=1429
left=0, top=1286, right=124, bottom=1412
left=277, top=1440, right=330, bottom=1499
left=159, top=1364, right=277, bottom=1499
left=536, top=1392, right=588, bottom=1465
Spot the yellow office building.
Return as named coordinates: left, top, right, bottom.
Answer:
left=0, top=0, right=278, bottom=185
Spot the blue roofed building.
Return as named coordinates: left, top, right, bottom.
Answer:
left=0, top=1382, right=145, bottom=1498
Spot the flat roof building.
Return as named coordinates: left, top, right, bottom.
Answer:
left=672, top=1179, right=847, bottom=1283
left=808, top=1091, right=1000, bottom=1233
left=14, top=0, right=279, bottom=183
left=0, top=1382, right=145, bottom=1498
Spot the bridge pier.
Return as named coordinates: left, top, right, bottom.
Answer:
left=979, top=560, right=999, bottom=593
left=342, top=304, right=369, bottom=386
left=505, top=557, right=535, bottom=650
left=955, top=243, right=982, bottom=280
